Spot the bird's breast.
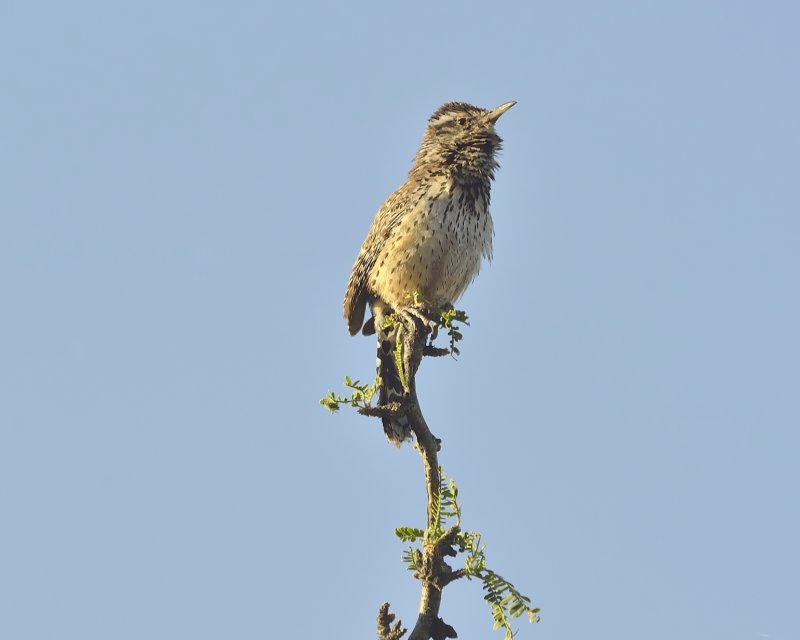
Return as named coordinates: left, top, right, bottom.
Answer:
left=368, top=180, right=493, bottom=310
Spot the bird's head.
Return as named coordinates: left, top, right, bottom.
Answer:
left=411, top=101, right=516, bottom=181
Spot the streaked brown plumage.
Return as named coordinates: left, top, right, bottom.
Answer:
left=343, top=101, right=515, bottom=444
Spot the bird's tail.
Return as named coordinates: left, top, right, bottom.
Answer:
left=375, top=315, right=412, bottom=446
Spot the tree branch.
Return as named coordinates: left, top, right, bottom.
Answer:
left=396, top=313, right=461, bottom=640
left=325, top=307, right=538, bottom=639
left=377, top=602, right=407, bottom=640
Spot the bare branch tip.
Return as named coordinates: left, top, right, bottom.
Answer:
left=377, top=602, right=407, bottom=640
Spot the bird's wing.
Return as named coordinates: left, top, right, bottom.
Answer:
left=343, top=187, right=416, bottom=335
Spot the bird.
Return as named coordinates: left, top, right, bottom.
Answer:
left=343, top=100, right=515, bottom=445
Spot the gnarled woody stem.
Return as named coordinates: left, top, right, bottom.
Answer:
left=394, top=314, right=459, bottom=640
left=407, top=402, right=444, bottom=640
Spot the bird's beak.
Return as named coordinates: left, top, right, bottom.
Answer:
left=485, top=101, right=516, bottom=124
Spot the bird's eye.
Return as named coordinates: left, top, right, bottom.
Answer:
left=457, top=117, right=468, bottom=127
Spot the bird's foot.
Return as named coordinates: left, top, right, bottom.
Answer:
left=398, top=306, right=440, bottom=341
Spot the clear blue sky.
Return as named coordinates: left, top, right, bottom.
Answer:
left=1, top=2, right=798, bottom=639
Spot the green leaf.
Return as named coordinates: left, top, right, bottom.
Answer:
left=395, top=526, right=425, bottom=542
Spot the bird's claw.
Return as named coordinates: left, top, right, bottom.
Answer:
left=399, top=307, right=440, bottom=340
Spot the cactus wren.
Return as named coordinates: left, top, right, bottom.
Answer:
left=343, top=101, right=515, bottom=445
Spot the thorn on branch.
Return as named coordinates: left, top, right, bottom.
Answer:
left=423, top=345, right=451, bottom=358
left=413, top=435, right=442, bottom=454
left=439, top=568, right=468, bottom=588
